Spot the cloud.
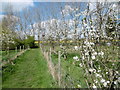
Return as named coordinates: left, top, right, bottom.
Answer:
left=0, top=0, right=34, bottom=13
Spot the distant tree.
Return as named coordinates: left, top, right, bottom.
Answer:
left=2, top=4, right=17, bottom=50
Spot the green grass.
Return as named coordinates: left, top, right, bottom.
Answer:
left=52, top=52, right=87, bottom=88
left=49, top=45, right=119, bottom=88
left=1, top=50, right=21, bottom=61
left=2, top=48, right=56, bottom=88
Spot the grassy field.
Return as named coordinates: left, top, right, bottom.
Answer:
left=51, top=52, right=87, bottom=88
left=2, top=44, right=119, bottom=88
left=1, top=50, right=21, bottom=61
left=2, top=48, right=56, bottom=88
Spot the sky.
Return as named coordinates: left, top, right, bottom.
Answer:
left=0, top=1, right=89, bottom=25
left=0, top=0, right=118, bottom=20
left=0, top=0, right=119, bottom=40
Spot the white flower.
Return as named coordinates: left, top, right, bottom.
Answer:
left=114, top=81, right=117, bottom=85
left=92, top=55, right=95, bottom=59
left=106, top=72, right=108, bottom=74
left=93, top=52, right=97, bottom=55
left=98, top=51, right=104, bottom=56
left=93, top=69, right=96, bottom=73
left=74, top=46, right=78, bottom=50
left=106, top=43, right=111, bottom=46
left=100, top=51, right=104, bottom=56
left=107, top=81, right=110, bottom=83
left=109, top=26, right=113, bottom=29
left=73, top=56, right=79, bottom=61
left=82, top=56, right=85, bottom=60
left=85, top=52, right=89, bottom=56
left=103, top=82, right=107, bottom=87
left=94, top=80, right=98, bottom=83
left=79, top=63, right=83, bottom=67
left=89, top=68, right=94, bottom=72
left=116, top=71, right=118, bottom=74
left=95, top=73, right=102, bottom=77
left=77, top=84, right=81, bottom=88
left=93, top=84, right=97, bottom=88
left=101, top=79, right=105, bottom=83
left=90, top=42, right=95, bottom=45
left=98, top=70, right=101, bottom=72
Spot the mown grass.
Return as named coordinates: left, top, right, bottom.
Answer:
left=2, top=48, right=56, bottom=88
left=1, top=50, right=21, bottom=61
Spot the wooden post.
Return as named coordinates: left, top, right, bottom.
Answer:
left=20, top=46, right=21, bottom=52
left=15, top=47, right=17, bottom=53
left=23, top=45, right=24, bottom=50
left=49, top=47, right=52, bottom=62
left=58, top=51, right=61, bottom=87
left=7, top=47, right=9, bottom=55
left=28, top=45, right=30, bottom=49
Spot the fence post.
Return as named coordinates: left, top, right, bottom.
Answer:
left=20, top=46, right=21, bottom=52
left=28, top=45, right=29, bottom=49
left=15, top=47, right=17, bottom=53
left=58, top=51, right=61, bottom=87
left=49, top=47, right=52, bottom=62
left=7, top=47, right=9, bottom=56
left=23, top=45, right=24, bottom=50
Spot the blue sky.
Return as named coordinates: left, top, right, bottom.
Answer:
left=0, top=1, right=88, bottom=21
left=0, top=0, right=119, bottom=40
left=0, top=1, right=119, bottom=23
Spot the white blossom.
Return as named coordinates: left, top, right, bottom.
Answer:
left=85, top=52, right=89, bottom=56
left=94, top=80, right=98, bottom=83
left=107, top=81, right=110, bottom=83
left=82, top=56, right=85, bottom=60
left=95, top=73, right=102, bottom=77
left=103, top=82, right=107, bottom=87
left=89, top=68, right=94, bottom=72
left=91, top=55, right=95, bottom=60
left=116, top=71, right=118, bottom=74
left=98, top=51, right=104, bottom=56
left=74, top=46, right=78, bottom=50
left=73, top=56, right=79, bottom=61
left=106, top=72, right=108, bottom=74
left=77, top=84, right=81, bottom=88
left=93, top=52, right=97, bottom=55
left=114, top=81, right=117, bottom=85
left=93, top=84, right=97, bottom=88
left=101, top=79, right=105, bottom=83
left=79, top=63, right=83, bottom=67
left=97, top=70, right=101, bottom=72
left=112, top=63, right=115, bottom=66
left=100, top=51, right=104, bottom=56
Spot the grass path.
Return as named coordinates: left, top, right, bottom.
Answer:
left=2, top=49, right=56, bottom=88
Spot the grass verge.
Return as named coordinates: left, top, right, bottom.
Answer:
left=2, top=48, right=56, bottom=88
